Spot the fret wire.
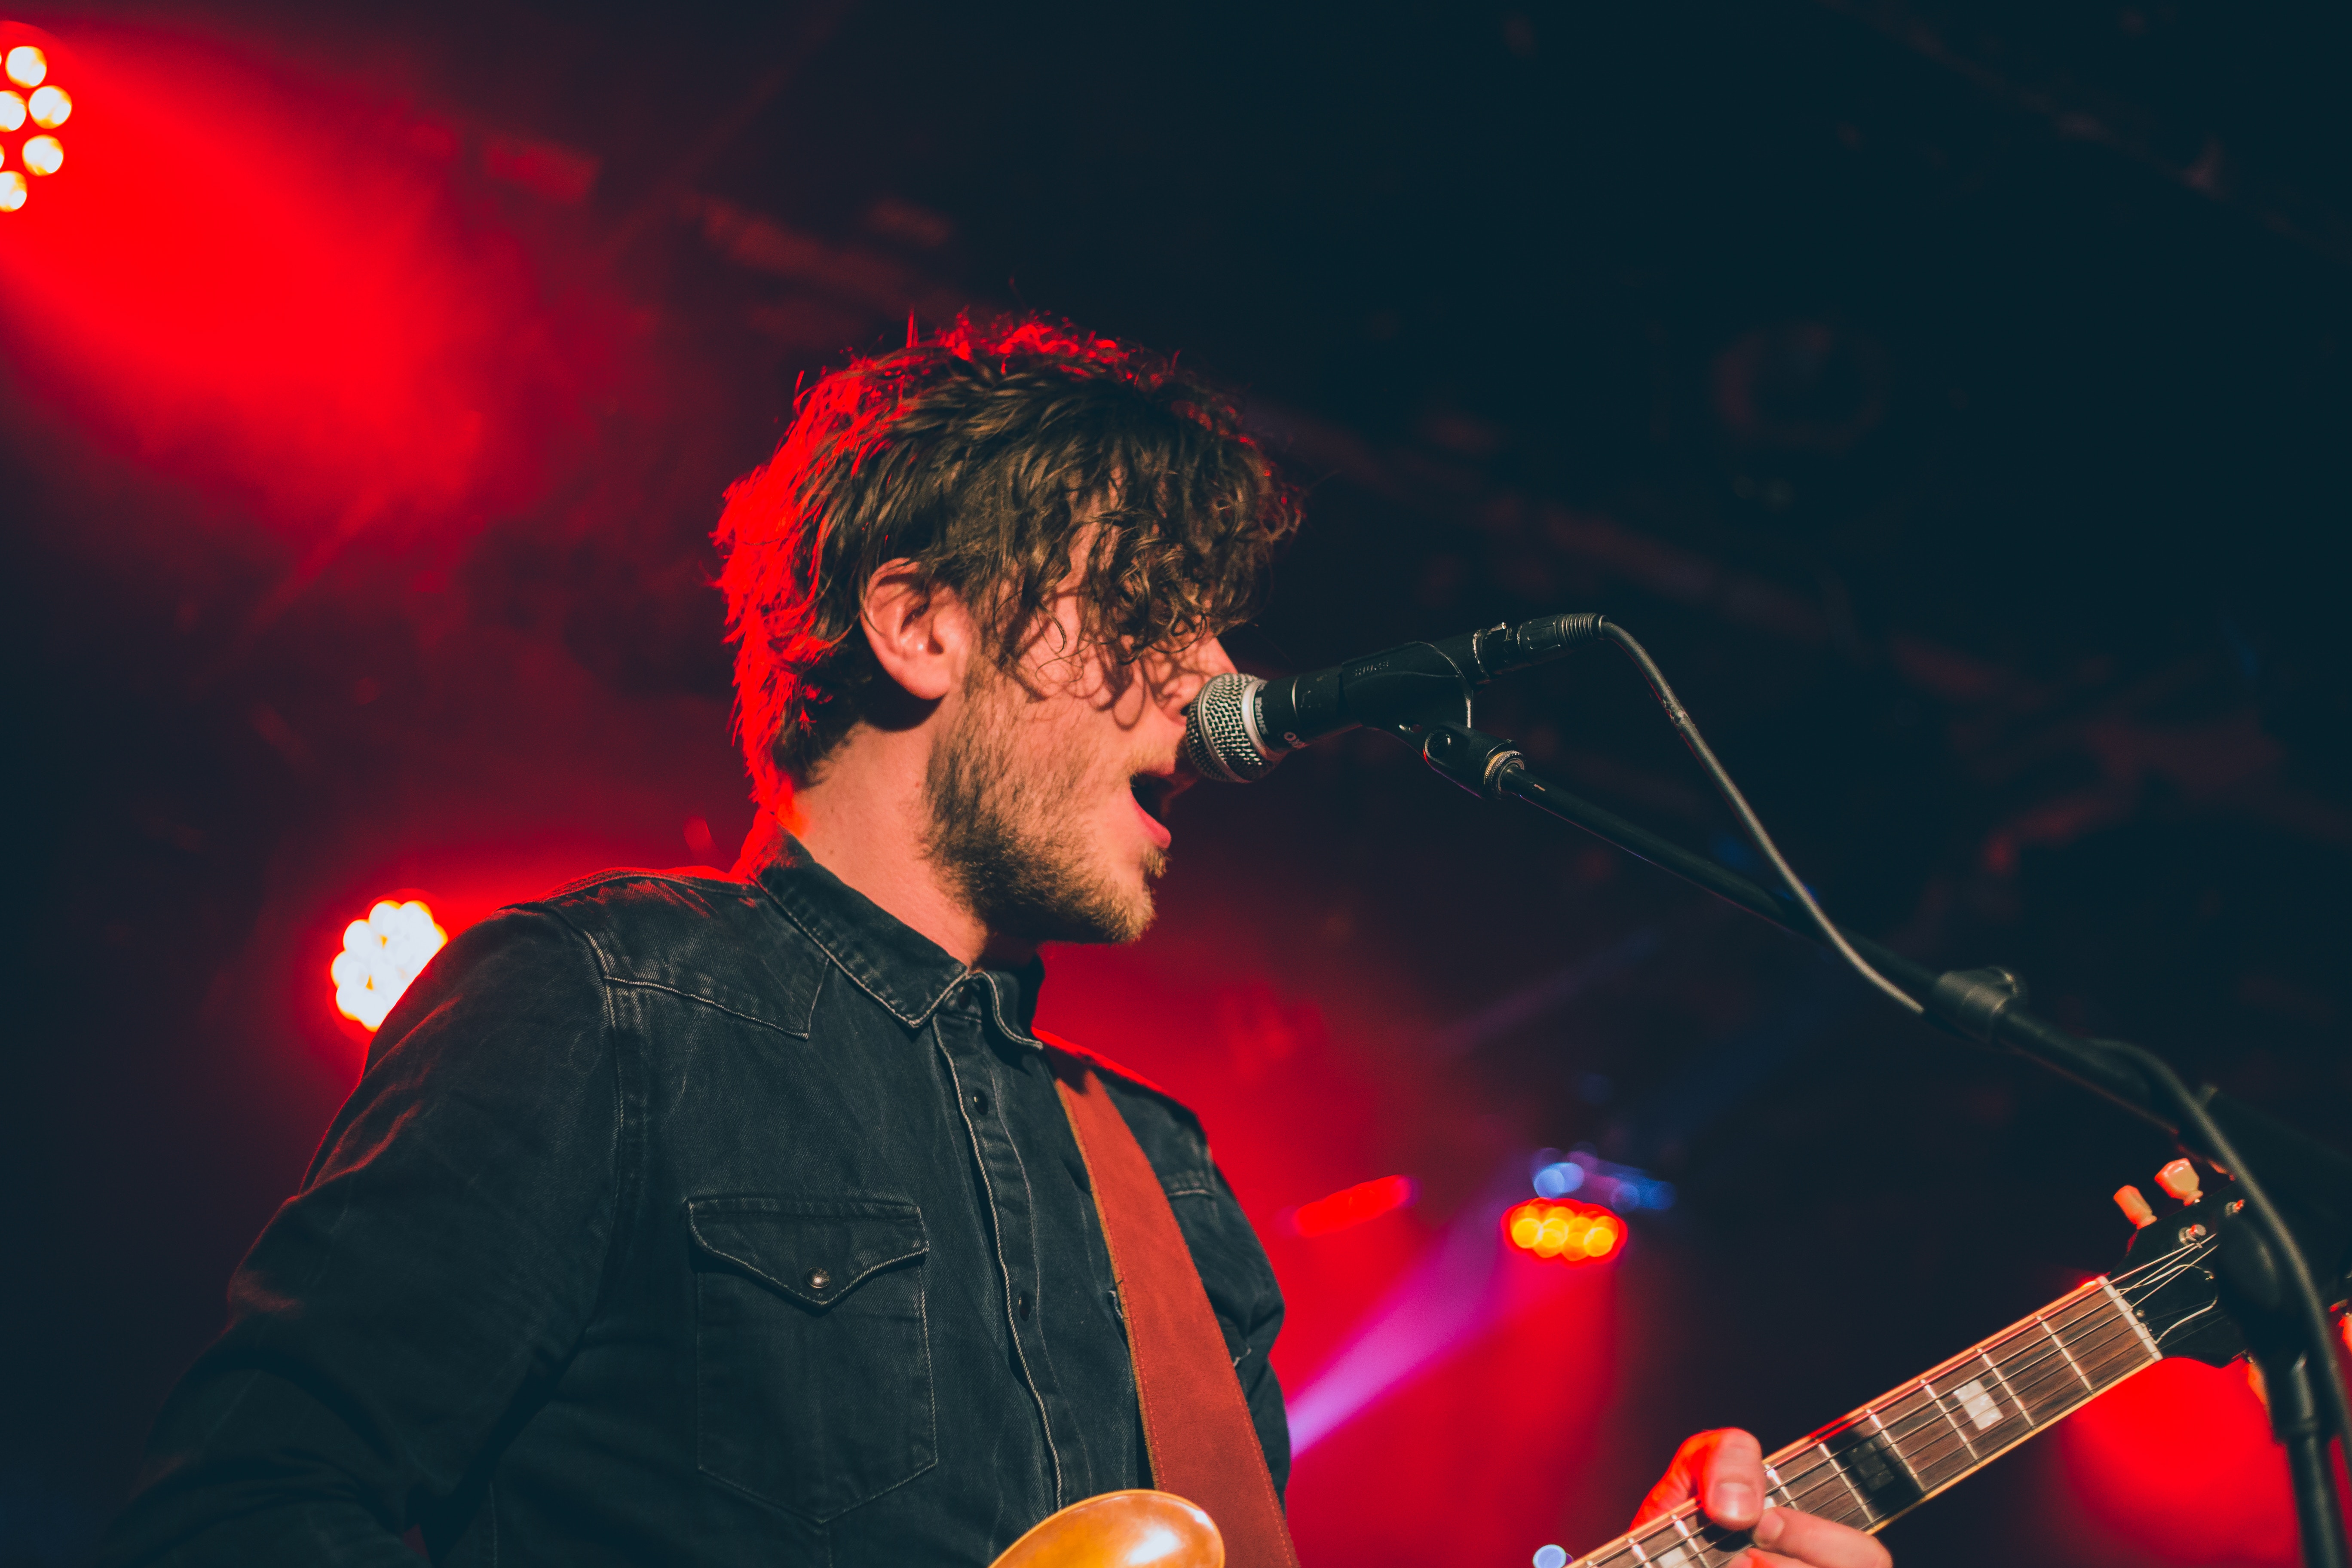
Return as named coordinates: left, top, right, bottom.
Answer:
left=1862, top=1407, right=1926, bottom=1488
left=2014, top=1316, right=2149, bottom=1397
left=1875, top=1324, right=2154, bottom=1492
left=1758, top=1310, right=2156, bottom=1509
left=1817, top=1438, right=1875, bottom=1522
left=1978, top=1337, right=2142, bottom=1449
left=1573, top=1275, right=2183, bottom=1566
left=1660, top=1509, right=1725, bottom=1568
left=2030, top=1314, right=2095, bottom=1404
left=1980, top=1346, right=2030, bottom=1427
left=1915, top=1375, right=1982, bottom=1468
left=2099, top=1277, right=2165, bottom=1360
left=1758, top=1277, right=2123, bottom=1475
left=1923, top=1331, right=2069, bottom=1462
left=1992, top=1304, right=2093, bottom=1391
left=1908, top=1301, right=2150, bottom=1439
left=1626, top=1507, right=1727, bottom=1568
left=1781, top=1314, right=2138, bottom=1490
left=1885, top=1314, right=2152, bottom=1467
left=1952, top=1280, right=2107, bottom=1375
left=1879, top=1385, right=1972, bottom=1493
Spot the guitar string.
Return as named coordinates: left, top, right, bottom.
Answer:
left=1576, top=1341, right=2149, bottom=1568
left=1738, top=1340, right=2149, bottom=1556
left=1600, top=1307, right=2156, bottom=1560
left=1580, top=1326, right=2146, bottom=1568
left=1764, top=1303, right=2145, bottom=1490
left=1761, top=1311, right=2153, bottom=1512
left=1756, top=1251, right=2210, bottom=1501
left=1763, top=1343, right=2135, bottom=1534
left=1762, top=1240, right=2214, bottom=1508
left=1581, top=1311, right=2160, bottom=1564
left=1778, top=1307, right=2154, bottom=1495
left=1574, top=1244, right=2215, bottom=1566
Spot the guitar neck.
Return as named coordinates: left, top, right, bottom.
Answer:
left=1570, top=1274, right=2166, bottom=1568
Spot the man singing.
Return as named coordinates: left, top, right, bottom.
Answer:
left=103, top=317, right=1887, bottom=1568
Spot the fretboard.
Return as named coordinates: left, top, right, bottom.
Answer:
left=1568, top=1274, right=2165, bottom=1568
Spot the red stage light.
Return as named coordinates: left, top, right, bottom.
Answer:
left=1504, top=1198, right=1625, bottom=1262
left=20, top=132, right=58, bottom=175
left=1288, top=1174, right=1418, bottom=1237
left=27, top=83, right=66, bottom=127
left=5, top=44, right=44, bottom=89
left=0, top=91, right=21, bottom=131
left=331, top=898, right=449, bottom=1031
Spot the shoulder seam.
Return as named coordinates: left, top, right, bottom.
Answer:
left=539, top=866, right=754, bottom=904
left=603, top=974, right=814, bottom=1038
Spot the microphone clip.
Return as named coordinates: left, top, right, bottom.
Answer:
left=1420, top=723, right=1527, bottom=802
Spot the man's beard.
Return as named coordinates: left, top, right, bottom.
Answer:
left=921, top=666, right=1165, bottom=948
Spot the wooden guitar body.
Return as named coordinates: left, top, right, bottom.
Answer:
left=988, top=1490, right=1223, bottom=1568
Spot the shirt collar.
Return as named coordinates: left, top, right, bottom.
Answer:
left=751, top=834, right=1044, bottom=1047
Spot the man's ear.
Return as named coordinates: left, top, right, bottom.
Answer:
left=861, top=559, right=971, bottom=703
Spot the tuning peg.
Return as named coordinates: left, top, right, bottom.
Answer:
left=2155, top=1159, right=2202, bottom=1204
left=2114, top=1185, right=2157, bottom=1229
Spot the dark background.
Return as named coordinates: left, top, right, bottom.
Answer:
left=3, top=1, right=2348, bottom=1564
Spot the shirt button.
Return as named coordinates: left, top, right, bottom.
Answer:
left=806, top=1268, right=831, bottom=1290
left=1016, top=1290, right=1033, bottom=1320
left=969, top=1090, right=990, bottom=1115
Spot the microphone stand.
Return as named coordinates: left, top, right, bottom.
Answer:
left=1409, top=718, right=2352, bottom=1568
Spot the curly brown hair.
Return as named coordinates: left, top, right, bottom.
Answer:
left=714, top=315, right=1299, bottom=812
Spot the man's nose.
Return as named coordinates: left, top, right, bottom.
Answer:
left=1161, top=634, right=1237, bottom=713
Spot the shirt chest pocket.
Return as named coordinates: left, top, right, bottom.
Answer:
left=686, top=1195, right=936, bottom=1522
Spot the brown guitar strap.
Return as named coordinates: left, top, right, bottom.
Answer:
left=1040, top=1035, right=1301, bottom=1568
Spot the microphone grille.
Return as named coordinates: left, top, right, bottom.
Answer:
left=1182, top=672, right=1278, bottom=784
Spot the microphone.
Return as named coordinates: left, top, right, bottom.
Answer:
left=1183, top=612, right=1605, bottom=783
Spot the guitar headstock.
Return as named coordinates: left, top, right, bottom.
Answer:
left=2111, top=1159, right=2248, bottom=1367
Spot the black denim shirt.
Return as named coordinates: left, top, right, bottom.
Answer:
left=102, top=844, right=1289, bottom=1568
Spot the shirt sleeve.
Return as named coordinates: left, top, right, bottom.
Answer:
left=99, top=906, right=620, bottom=1567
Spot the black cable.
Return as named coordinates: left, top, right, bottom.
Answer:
left=1586, top=618, right=2349, bottom=1566
left=1598, top=619, right=1923, bottom=1017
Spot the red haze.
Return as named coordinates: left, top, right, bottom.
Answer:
left=0, top=21, right=623, bottom=534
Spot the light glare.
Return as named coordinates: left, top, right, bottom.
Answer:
left=27, top=84, right=67, bottom=128
left=4, top=45, right=45, bottom=89
left=0, top=91, right=23, bottom=131
left=1504, top=1198, right=1627, bottom=1265
left=331, top=899, right=449, bottom=1030
left=21, top=133, right=59, bottom=175
left=1286, top=1173, right=1418, bottom=1237
left=0, top=170, right=24, bottom=211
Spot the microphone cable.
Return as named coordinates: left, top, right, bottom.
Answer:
left=1594, top=618, right=1924, bottom=1017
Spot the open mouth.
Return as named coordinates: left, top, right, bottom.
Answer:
left=1129, top=772, right=1175, bottom=829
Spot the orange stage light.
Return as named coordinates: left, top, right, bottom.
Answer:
left=331, top=899, right=449, bottom=1031
left=5, top=44, right=45, bottom=89
left=0, top=171, right=23, bottom=211
left=1503, top=1198, right=1625, bottom=1263
left=27, top=83, right=67, bottom=127
left=20, top=132, right=58, bottom=175
left=0, top=91, right=22, bottom=131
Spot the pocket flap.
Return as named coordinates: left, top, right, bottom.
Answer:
left=687, top=1196, right=927, bottom=1310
